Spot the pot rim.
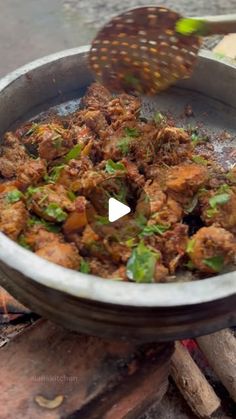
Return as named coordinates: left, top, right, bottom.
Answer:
left=0, top=46, right=235, bottom=308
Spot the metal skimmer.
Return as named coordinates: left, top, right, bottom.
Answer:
left=89, top=7, right=201, bottom=95
left=89, top=7, right=236, bottom=95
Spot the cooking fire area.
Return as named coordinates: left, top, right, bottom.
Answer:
left=0, top=287, right=235, bottom=419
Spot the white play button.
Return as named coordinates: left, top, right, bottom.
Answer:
left=108, top=198, right=131, bottom=222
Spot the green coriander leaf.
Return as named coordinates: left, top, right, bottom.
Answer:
left=187, top=125, right=199, bottom=134
left=203, top=255, right=224, bottom=272
left=198, top=187, right=208, bottom=196
left=191, top=133, right=208, bottom=144
left=27, top=216, right=42, bottom=227
left=226, top=170, right=236, bottom=184
left=44, top=203, right=67, bottom=222
left=26, top=186, right=41, bottom=197
left=27, top=216, right=61, bottom=233
left=206, top=207, right=219, bottom=218
left=214, top=52, right=226, bottom=60
left=38, top=194, right=48, bottom=205
left=135, top=214, right=147, bottom=229
left=67, top=190, right=76, bottom=201
left=124, top=127, right=139, bottom=138
left=43, top=223, right=61, bottom=233
left=5, top=189, right=23, bottom=203
left=125, top=238, right=136, bottom=248
left=217, top=183, right=230, bottom=194
left=184, top=194, right=198, bottom=214
left=80, top=259, right=90, bottom=274
left=113, top=181, right=128, bottom=204
left=140, top=224, right=170, bottom=237
left=52, top=135, right=63, bottom=149
left=64, top=144, right=82, bottom=163
left=95, top=215, right=110, bottom=225
left=153, top=112, right=167, bottom=124
left=44, top=164, right=65, bottom=184
left=191, top=133, right=199, bottom=143
left=192, top=155, right=209, bottom=166
left=124, top=74, right=142, bottom=90
left=105, top=159, right=126, bottom=174
left=184, top=260, right=195, bottom=270
left=209, top=193, right=230, bottom=209
left=186, top=239, right=196, bottom=254
left=25, top=123, right=38, bottom=136
left=18, top=235, right=31, bottom=250
left=127, top=242, right=159, bottom=283
left=117, top=138, right=131, bottom=155
left=175, top=18, right=206, bottom=36
left=54, top=126, right=65, bottom=135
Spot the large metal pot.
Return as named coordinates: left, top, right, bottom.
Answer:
left=0, top=46, right=235, bottom=342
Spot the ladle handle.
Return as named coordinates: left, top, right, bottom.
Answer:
left=177, top=14, right=236, bottom=36
left=195, top=14, right=236, bottom=36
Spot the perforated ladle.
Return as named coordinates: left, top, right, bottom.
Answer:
left=89, top=7, right=236, bottom=94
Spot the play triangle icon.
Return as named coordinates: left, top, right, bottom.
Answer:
left=108, top=198, right=131, bottom=222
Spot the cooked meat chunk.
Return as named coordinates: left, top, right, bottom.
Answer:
left=103, top=122, right=157, bottom=167
left=16, top=158, right=47, bottom=189
left=144, top=163, right=165, bottom=181
left=155, top=127, right=192, bottom=165
left=104, top=241, right=131, bottom=264
left=110, top=265, right=127, bottom=280
left=22, top=123, right=74, bottom=161
left=0, top=183, right=28, bottom=240
left=63, top=196, right=88, bottom=235
left=69, top=124, right=93, bottom=144
left=106, top=93, right=141, bottom=127
left=24, top=224, right=62, bottom=250
left=161, top=224, right=189, bottom=273
left=24, top=224, right=81, bottom=269
left=123, top=159, right=144, bottom=186
left=82, top=82, right=112, bottom=110
left=77, top=109, right=110, bottom=139
left=137, top=180, right=183, bottom=225
left=200, top=187, right=236, bottom=233
left=0, top=132, right=29, bottom=178
left=80, top=224, right=100, bottom=247
left=82, top=83, right=140, bottom=127
left=28, top=184, right=74, bottom=221
left=0, top=201, right=28, bottom=240
left=166, top=164, right=208, bottom=194
left=154, top=263, right=169, bottom=282
left=149, top=196, right=183, bottom=226
left=166, top=164, right=208, bottom=205
left=131, top=123, right=158, bottom=168
left=36, top=242, right=81, bottom=270
left=89, top=258, right=117, bottom=278
left=102, top=124, right=137, bottom=161
left=188, top=226, right=236, bottom=273
left=56, top=157, right=93, bottom=189
left=136, top=180, right=166, bottom=216
left=37, top=126, right=73, bottom=160
left=69, top=169, right=106, bottom=195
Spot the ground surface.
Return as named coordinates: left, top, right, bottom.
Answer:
left=0, top=0, right=235, bottom=77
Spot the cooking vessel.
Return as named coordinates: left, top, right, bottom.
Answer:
left=0, top=46, right=235, bottom=342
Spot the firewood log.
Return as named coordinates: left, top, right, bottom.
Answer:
left=197, top=329, right=236, bottom=402
left=171, top=341, right=221, bottom=418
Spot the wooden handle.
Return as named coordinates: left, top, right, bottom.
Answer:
left=194, top=14, right=236, bottom=36
left=203, top=14, right=236, bottom=35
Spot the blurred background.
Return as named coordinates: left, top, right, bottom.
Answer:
left=0, top=0, right=234, bottom=78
